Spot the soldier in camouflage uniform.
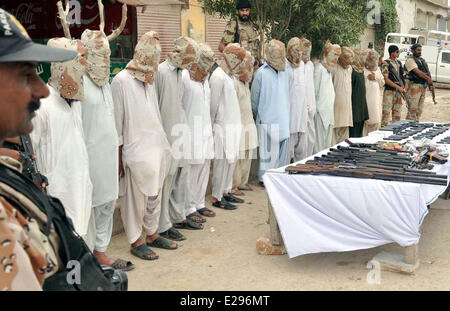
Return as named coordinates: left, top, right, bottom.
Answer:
left=219, top=0, right=262, bottom=67
left=381, top=45, right=406, bottom=126
left=404, top=44, right=434, bottom=121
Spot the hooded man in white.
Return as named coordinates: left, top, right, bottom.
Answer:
left=112, top=31, right=175, bottom=261
left=181, top=43, right=217, bottom=219
left=301, top=38, right=317, bottom=157
left=314, top=41, right=342, bottom=153
left=31, top=38, right=93, bottom=239
left=286, top=37, right=307, bottom=163
left=80, top=28, right=134, bottom=270
left=209, top=44, right=246, bottom=210
left=154, top=37, right=203, bottom=238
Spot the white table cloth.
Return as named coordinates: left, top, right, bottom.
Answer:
left=264, top=136, right=450, bottom=259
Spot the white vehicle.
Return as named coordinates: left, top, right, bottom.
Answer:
left=383, top=33, right=450, bottom=83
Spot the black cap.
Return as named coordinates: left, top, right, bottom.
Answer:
left=411, top=43, right=422, bottom=51
left=236, top=0, right=251, bottom=10
left=0, top=9, right=77, bottom=63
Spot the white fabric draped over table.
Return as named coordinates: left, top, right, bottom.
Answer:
left=264, top=136, right=450, bottom=259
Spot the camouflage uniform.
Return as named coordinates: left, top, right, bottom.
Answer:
left=405, top=81, right=426, bottom=121
left=221, top=18, right=261, bottom=65
left=405, top=57, right=427, bottom=121
left=381, top=60, right=403, bottom=126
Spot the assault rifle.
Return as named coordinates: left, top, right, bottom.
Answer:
left=20, top=135, right=48, bottom=193
left=285, top=164, right=448, bottom=186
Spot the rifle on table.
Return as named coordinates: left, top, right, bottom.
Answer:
left=20, top=135, right=48, bottom=193
left=285, top=164, right=448, bottom=186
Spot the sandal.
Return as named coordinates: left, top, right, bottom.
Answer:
left=224, top=194, right=245, bottom=204
left=146, top=236, right=178, bottom=250
left=187, top=212, right=206, bottom=223
left=197, top=207, right=216, bottom=217
left=130, top=244, right=159, bottom=261
left=111, top=259, right=135, bottom=271
left=212, top=199, right=237, bottom=210
left=160, top=227, right=186, bottom=241
left=238, top=184, right=253, bottom=191
left=173, top=219, right=204, bottom=230
left=232, top=189, right=245, bottom=196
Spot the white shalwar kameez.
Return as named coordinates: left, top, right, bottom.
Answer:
left=210, top=66, right=242, bottom=200
left=82, top=74, right=119, bottom=252
left=363, top=67, right=385, bottom=136
left=332, top=64, right=353, bottom=144
left=313, top=62, right=336, bottom=153
left=181, top=70, right=214, bottom=215
left=112, top=70, right=170, bottom=244
left=287, top=60, right=308, bottom=162
left=154, top=60, right=188, bottom=232
left=31, top=85, right=93, bottom=237
left=304, top=60, right=316, bottom=157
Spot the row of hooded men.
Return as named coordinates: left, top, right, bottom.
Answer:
left=30, top=30, right=384, bottom=266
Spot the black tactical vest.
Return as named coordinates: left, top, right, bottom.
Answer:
left=407, top=56, right=429, bottom=85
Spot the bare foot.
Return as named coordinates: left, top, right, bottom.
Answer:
left=94, top=250, right=115, bottom=266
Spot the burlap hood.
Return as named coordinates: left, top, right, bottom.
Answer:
left=236, top=50, right=255, bottom=83
left=47, top=38, right=87, bottom=101
left=168, top=36, right=198, bottom=69
left=126, top=31, right=161, bottom=84
left=321, top=40, right=341, bottom=71
left=287, top=37, right=304, bottom=68
left=352, top=48, right=369, bottom=73
left=265, top=39, right=286, bottom=72
left=218, top=43, right=247, bottom=76
left=301, top=38, right=312, bottom=63
left=339, top=46, right=355, bottom=69
left=81, top=29, right=111, bottom=87
left=189, top=43, right=215, bottom=82
left=365, top=49, right=380, bottom=71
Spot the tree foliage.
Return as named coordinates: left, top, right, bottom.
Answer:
left=200, top=0, right=372, bottom=58
left=374, top=0, right=398, bottom=55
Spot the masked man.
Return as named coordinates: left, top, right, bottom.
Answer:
left=210, top=44, right=246, bottom=210
left=286, top=37, right=307, bottom=163
left=232, top=51, right=258, bottom=195
left=31, top=38, right=93, bottom=240
left=155, top=37, right=201, bottom=238
left=404, top=44, right=434, bottom=121
left=314, top=41, right=341, bottom=153
left=349, top=48, right=369, bottom=138
left=182, top=43, right=217, bottom=219
left=251, top=40, right=290, bottom=187
left=363, top=50, right=385, bottom=136
left=112, top=32, right=176, bottom=261
left=80, top=29, right=133, bottom=270
left=301, top=38, right=316, bottom=157
left=332, top=47, right=355, bottom=144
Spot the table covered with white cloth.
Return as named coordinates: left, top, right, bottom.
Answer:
left=263, top=135, right=450, bottom=259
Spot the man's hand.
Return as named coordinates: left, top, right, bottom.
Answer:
left=119, top=146, right=124, bottom=178
left=368, top=72, right=376, bottom=81
left=397, top=86, right=405, bottom=93
left=0, top=148, right=20, bottom=160
left=429, top=84, right=434, bottom=92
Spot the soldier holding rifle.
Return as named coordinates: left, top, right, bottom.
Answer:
left=404, top=43, right=437, bottom=121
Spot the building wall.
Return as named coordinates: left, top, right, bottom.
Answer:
left=397, top=0, right=417, bottom=34
left=181, top=0, right=206, bottom=43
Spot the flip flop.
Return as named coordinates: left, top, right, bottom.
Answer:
left=212, top=199, right=237, bottom=210
left=187, top=212, right=206, bottom=223
left=146, top=236, right=178, bottom=250
left=130, top=244, right=159, bottom=261
left=111, top=259, right=135, bottom=271
left=232, top=189, right=246, bottom=196
left=174, top=219, right=204, bottom=230
left=238, top=184, right=253, bottom=191
left=160, top=227, right=186, bottom=241
left=197, top=207, right=216, bottom=217
left=224, top=194, right=245, bottom=204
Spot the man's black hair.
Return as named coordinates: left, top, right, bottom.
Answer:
left=388, top=45, right=399, bottom=55
left=411, top=43, right=422, bottom=51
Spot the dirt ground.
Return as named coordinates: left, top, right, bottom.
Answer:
left=108, top=88, right=450, bottom=291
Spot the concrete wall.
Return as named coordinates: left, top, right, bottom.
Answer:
left=181, top=0, right=206, bottom=43
left=397, top=0, right=417, bottom=34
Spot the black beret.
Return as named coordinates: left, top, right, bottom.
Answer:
left=236, top=0, right=251, bottom=9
